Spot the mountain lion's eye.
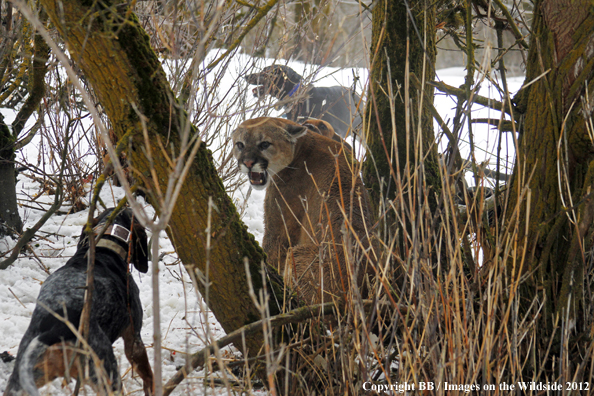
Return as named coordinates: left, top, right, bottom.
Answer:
left=236, top=142, right=244, bottom=150
left=259, top=142, right=271, bottom=150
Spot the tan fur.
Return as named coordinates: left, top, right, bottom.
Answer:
left=302, top=118, right=353, bottom=151
left=232, top=117, right=374, bottom=304
left=33, top=343, right=80, bottom=388
left=302, top=119, right=335, bottom=139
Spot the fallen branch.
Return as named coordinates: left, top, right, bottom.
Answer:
left=163, top=299, right=403, bottom=395
left=482, top=168, right=511, bottom=182
left=163, top=301, right=337, bottom=395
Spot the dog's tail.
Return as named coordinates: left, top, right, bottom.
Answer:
left=18, top=336, right=46, bottom=396
left=16, top=319, right=81, bottom=396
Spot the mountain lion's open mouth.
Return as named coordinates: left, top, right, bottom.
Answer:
left=249, top=171, right=268, bottom=189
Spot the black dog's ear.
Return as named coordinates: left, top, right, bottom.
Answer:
left=244, top=72, right=261, bottom=85
left=132, top=223, right=149, bottom=273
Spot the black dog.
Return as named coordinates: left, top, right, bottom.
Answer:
left=245, top=65, right=362, bottom=139
left=4, top=208, right=153, bottom=396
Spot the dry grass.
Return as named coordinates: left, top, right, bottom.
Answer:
left=3, top=0, right=593, bottom=395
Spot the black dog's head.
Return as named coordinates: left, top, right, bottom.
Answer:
left=78, top=207, right=149, bottom=273
left=245, top=65, right=302, bottom=99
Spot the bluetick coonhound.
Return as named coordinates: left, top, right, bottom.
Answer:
left=245, top=65, right=362, bottom=139
left=3, top=208, right=153, bottom=396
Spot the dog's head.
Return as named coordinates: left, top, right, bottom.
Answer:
left=78, top=207, right=149, bottom=273
left=245, top=65, right=302, bottom=99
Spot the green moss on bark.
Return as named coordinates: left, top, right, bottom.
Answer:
left=0, top=113, right=15, bottom=160
left=508, top=0, right=594, bottom=339
left=12, top=15, right=50, bottom=136
left=40, top=0, right=280, bottom=358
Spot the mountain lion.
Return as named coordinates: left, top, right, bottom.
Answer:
left=231, top=117, right=374, bottom=304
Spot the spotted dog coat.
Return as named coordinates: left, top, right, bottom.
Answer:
left=245, top=65, right=362, bottom=139
left=3, top=208, right=153, bottom=396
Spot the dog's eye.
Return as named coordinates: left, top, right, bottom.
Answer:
left=236, top=142, right=244, bottom=150
left=259, top=142, right=271, bottom=150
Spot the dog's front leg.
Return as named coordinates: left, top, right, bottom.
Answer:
left=122, top=325, right=154, bottom=396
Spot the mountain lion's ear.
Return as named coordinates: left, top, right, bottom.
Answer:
left=285, top=124, right=308, bottom=139
left=302, top=122, right=320, bottom=134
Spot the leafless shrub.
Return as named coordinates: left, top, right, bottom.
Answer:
left=4, top=0, right=592, bottom=394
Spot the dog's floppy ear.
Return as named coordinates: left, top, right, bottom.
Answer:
left=282, top=66, right=302, bottom=85
left=244, top=72, right=261, bottom=85
left=131, top=222, right=149, bottom=273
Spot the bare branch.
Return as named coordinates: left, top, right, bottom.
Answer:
left=492, top=0, right=529, bottom=49
left=207, top=0, right=279, bottom=70
left=430, top=80, right=519, bottom=115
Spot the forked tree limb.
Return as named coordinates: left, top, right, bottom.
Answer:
left=0, top=119, right=72, bottom=270
left=491, top=0, right=529, bottom=49
left=12, top=10, right=50, bottom=139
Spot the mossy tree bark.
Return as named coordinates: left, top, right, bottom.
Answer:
left=12, top=19, right=49, bottom=138
left=0, top=12, right=49, bottom=238
left=39, top=0, right=281, bottom=359
left=362, top=0, right=441, bottom=224
left=0, top=112, right=21, bottom=236
left=510, top=0, right=594, bottom=342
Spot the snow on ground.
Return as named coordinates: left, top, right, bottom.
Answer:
left=0, top=50, right=525, bottom=396
left=0, top=179, right=261, bottom=395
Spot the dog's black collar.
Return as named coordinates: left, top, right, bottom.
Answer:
left=90, top=223, right=131, bottom=261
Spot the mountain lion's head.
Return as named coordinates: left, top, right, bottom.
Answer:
left=231, top=117, right=307, bottom=190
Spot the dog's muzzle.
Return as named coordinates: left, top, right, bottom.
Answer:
left=252, top=86, right=267, bottom=98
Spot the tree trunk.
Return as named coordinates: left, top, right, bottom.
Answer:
left=0, top=4, right=24, bottom=238
left=39, top=0, right=282, bottom=359
left=0, top=112, right=22, bottom=236
left=510, top=0, right=594, bottom=343
left=362, top=0, right=441, bottom=222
